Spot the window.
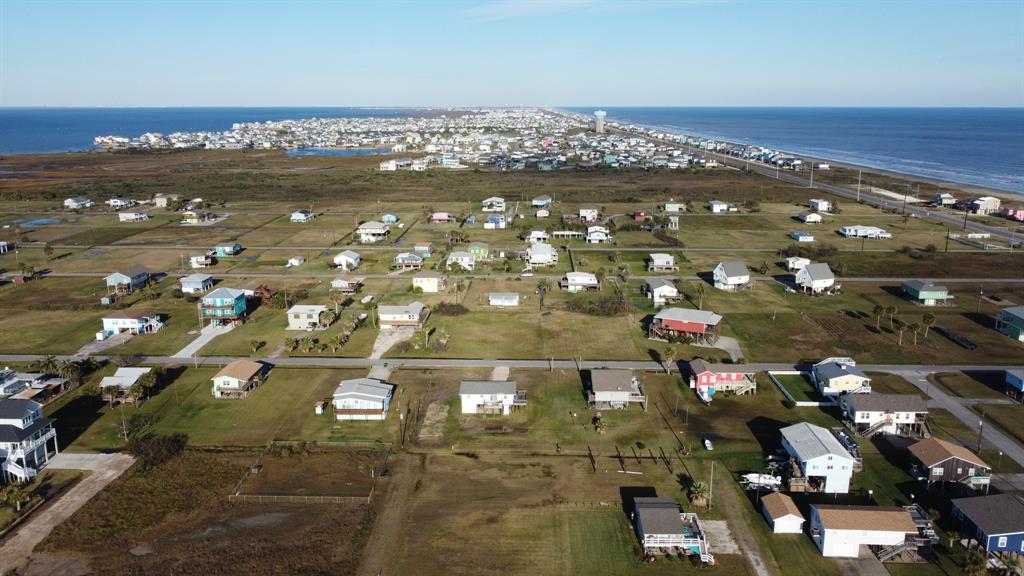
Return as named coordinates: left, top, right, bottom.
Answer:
left=998, top=536, right=1007, bottom=548
left=931, top=467, right=943, bottom=476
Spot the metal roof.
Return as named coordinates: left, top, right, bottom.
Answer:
left=781, top=422, right=852, bottom=462
left=654, top=308, right=722, bottom=326
left=460, top=381, right=518, bottom=395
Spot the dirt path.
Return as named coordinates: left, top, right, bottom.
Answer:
left=710, top=467, right=776, bottom=576
left=355, top=454, right=423, bottom=576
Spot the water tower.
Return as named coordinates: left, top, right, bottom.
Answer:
left=594, top=110, right=606, bottom=134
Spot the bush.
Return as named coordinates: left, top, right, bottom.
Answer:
left=433, top=302, right=469, bottom=315
left=653, top=231, right=684, bottom=247
left=565, top=292, right=630, bottom=316
left=126, top=433, right=188, bottom=469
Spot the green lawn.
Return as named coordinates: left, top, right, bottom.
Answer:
left=771, top=373, right=824, bottom=403
left=865, top=372, right=927, bottom=397
left=973, top=404, right=1024, bottom=449
left=930, top=372, right=1010, bottom=400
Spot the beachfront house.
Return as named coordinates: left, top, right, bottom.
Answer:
left=809, top=198, right=832, bottom=213
left=643, top=278, right=679, bottom=306
left=526, top=230, right=550, bottom=245
left=357, top=221, right=390, bottom=244
left=649, top=308, right=722, bottom=344
left=841, top=394, right=928, bottom=437
left=200, top=287, right=248, bottom=325
left=287, top=304, right=327, bottom=331
left=332, top=378, right=394, bottom=421
left=712, top=260, right=750, bottom=291
left=995, top=306, right=1024, bottom=342
left=377, top=302, right=429, bottom=330
left=781, top=422, right=856, bottom=494
left=290, top=210, right=315, bottom=223
left=482, top=197, right=505, bottom=212
left=908, top=437, right=991, bottom=490
left=812, top=358, right=871, bottom=395
left=412, top=271, right=447, bottom=293
left=63, top=197, right=94, bottom=210
left=105, top=266, right=151, bottom=295
left=901, top=280, right=953, bottom=306
left=459, top=381, right=526, bottom=415
left=585, top=225, right=612, bottom=244
left=100, top=310, right=163, bottom=337
left=809, top=505, right=917, bottom=558
left=0, top=399, right=58, bottom=483
left=970, top=196, right=1001, bottom=215
left=587, top=369, right=646, bottom=410
left=951, top=494, right=1024, bottom=554
left=795, top=262, right=836, bottom=294
left=934, top=192, right=957, bottom=207
left=211, top=360, right=266, bottom=399
left=761, top=492, right=805, bottom=534
left=330, top=276, right=362, bottom=293
left=560, top=271, right=600, bottom=293
left=333, top=250, right=361, bottom=271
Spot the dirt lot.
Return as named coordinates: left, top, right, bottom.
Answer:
left=239, top=451, right=379, bottom=498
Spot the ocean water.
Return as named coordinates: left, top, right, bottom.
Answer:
left=566, top=107, right=1024, bottom=194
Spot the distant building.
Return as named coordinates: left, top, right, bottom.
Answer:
left=594, top=110, right=606, bottom=134
left=995, top=305, right=1024, bottom=342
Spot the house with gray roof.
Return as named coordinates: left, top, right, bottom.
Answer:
left=632, top=497, right=710, bottom=559
left=952, top=494, right=1024, bottom=554
left=377, top=302, right=429, bottom=329
left=0, top=399, right=58, bottom=483
left=781, top=422, right=856, bottom=493
left=840, top=394, right=928, bottom=437
left=104, top=266, right=151, bottom=295
left=644, top=278, right=679, bottom=306
left=180, top=273, right=213, bottom=294
left=795, top=262, right=836, bottom=294
left=900, top=280, right=952, bottom=306
left=712, top=260, right=750, bottom=291
left=331, top=378, right=394, bottom=421
left=812, top=358, right=871, bottom=396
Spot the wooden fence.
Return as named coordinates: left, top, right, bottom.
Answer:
left=229, top=485, right=373, bottom=505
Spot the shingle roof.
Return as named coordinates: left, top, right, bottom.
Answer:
left=181, top=273, right=212, bottom=283
left=813, top=505, right=916, bottom=532
left=761, top=492, right=804, bottom=521
left=717, top=260, right=749, bottom=277
left=0, top=416, right=52, bottom=443
left=952, top=494, right=1024, bottom=536
left=816, top=361, right=869, bottom=382
left=333, top=378, right=393, bottom=401
left=846, top=394, right=927, bottom=414
left=645, top=278, right=675, bottom=290
left=781, top=422, right=852, bottom=462
left=634, top=498, right=685, bottom=535
left=801, top=262, right=834, bottom=282
left=689, top=358, right=755, bottom=376
left=0, top=399, right=37, bottom=419
left=205, top=287, right=246, bottom=300
left=460, top=381, right=517, bottom=395
left=214, top=360, right=263, bottom=382
left=590, top=369, right=634, bottom=392
left=908, top=437, right=989, bottom=469
left=378, top=302, right=426, bottom=317
left=103, top=309, right=158, bottom=320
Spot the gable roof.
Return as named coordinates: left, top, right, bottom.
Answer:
left=378, top=302, right=426, bottom=317
left=814, top=505, right=916, bottom=532
left=590, top=369, right=634, bottom=392
left=716, top=260, right=749, bottom=277
left=908, top=437, right=989, bottom=469
left=103, top=309, right=158, bottom=320
left=781, top=422, right=852, bottom=462
left=846, top=394, right=927, bottom=414
left=952, top=494, right=1024, bottom=536
left=800, top=262, right=834, bottom=282
left=816, top=361, right=869, bottom=382
left=0, top=399, right=38, bottom=419
left=181, top=273, right=213, bottom=284
left=689, top=358, right=755, bottom=376
left=654, top=308, right=722, bottom=326
left=333, top=378, right=394, bottom=402
left=761, top=492, right=804, bottom=521
left=645, top=278, right=676, bottom=291
left=205, top=287, right=246, bottom=300
left=460, top=381, right=517, bottom=395
left=214, top=360, right=263, bottom=382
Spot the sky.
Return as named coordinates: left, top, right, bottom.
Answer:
left=1, top=0, right=1022, bottom=107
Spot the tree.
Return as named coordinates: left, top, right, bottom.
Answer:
left=895, top=319, right=907, bottom=346
left=56, top=359, right=83, bottom=387
left=963, top=549, right=987, bottom=576
left=366, top=302, right=378, bottom=328
left=249, top=340, right=265, bottom=354
left=909, top=322, right=921, bottom=345
left=689, top=481, right=710, bottom=508
left=330, top=291, right=347, bottom=314
left=1, top=483, right=27, bottom=513
left=661, top=346, right=676, bottom=374
left=694, top=283, right=707, bottom=310
left=873, top=305, right=885, bottom=330
left=922, top=313, right=936, bottom=338
left=43, top=242, right=54, bottom=261
left=886, top=305, right=898, bottom=330
left=319, top=310, right=337, bottom=328
left=284, top=337, right=299, bottom=353
left=328, top=334, right=346, bottom=353
left=758, top=261, right=770, bottom=275
left=33, top=355, right=59, bottom=375
left=945, top=529, right=959, bottom=551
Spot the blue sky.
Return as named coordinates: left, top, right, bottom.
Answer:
left=1, top=0, right=1021, bottom=107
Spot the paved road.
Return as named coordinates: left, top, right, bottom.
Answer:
left=171, top=323, right=233, bottom=359
left=0, top=453, right=135, bottom=573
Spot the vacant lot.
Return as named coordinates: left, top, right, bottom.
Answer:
left=929, top=371, right=1010, bottom=400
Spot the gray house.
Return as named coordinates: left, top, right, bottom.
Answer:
left=104, top=266, right=151, bottom=295
left=180, top=273, right=214, bottom=294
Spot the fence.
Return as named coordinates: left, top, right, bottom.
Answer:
left=767, top=371, right=834, bottom=407
left=228, top=490, right=372, bottom=505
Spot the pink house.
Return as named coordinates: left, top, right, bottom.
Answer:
left=688, top=359, right=757, bottom=403
left=1003, top=208, right=1024, bottom=222
left=429, top=212, right=455, bottom=223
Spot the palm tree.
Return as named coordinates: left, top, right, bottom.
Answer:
left=694, top=283, right=707, bottom=310
left=56, top=359, right=82, bottom=387
left=963, top=549, right=987, bottom=576
left=661, top=346, right=676, bottom=374
left=945, top=529, right=959, bottom=550
left=365, top=302, right=378, bottom=328
left=34, top=355, right=59, bottom=374
left=758, top=261, right=770, bottom=275
left=2, top=483, right=27, bottom=513
left=249, top=340, right=265, bottom=354
left=895, top=319, right=907, bottom=346
left=284, top=337, right=299, bottom=353
left=922, top=313, right=936, bottom=338
left=909, top=322, right=921, bottom=345
left=43, top=242, right=53, bottom=261
left=886, top=305, right=898, bottom=330
left=873, top=305, right=885, bottom=330
left=330, top=292, right=347, bottom=314
left=689, top=481, right=710, bottom=508
left=329, top=334, right=346, bottom=353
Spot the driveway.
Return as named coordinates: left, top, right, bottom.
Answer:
left=490, top=366, right=510, bottom=381
left=696, top=336, right=745, bottom=362
left=0, top=453, right=134, bottom=573
left=74, top=331, right=132, bottom=356
left=369, top=326, right=414, bottom=360
left=835, top=551, right=889, bottom=576
left=171, top=323, right=234, bottom=359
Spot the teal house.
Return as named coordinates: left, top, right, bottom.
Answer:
left=468, top=242, right=489, bottom=261
left=215, top=243, right=242, bottom=257
left=900, top=280, right=952, bottom=307
left=201, top=287, right=248, bottom=325
left=995, top=306, right=1024, bottom=342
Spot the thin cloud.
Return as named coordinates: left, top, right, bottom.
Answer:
left=460, top=0, right=600, bottom=22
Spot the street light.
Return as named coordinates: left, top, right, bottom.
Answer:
left=978, top=290, right=984, bottom=313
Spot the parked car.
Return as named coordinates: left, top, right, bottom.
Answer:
left=703, top=437, right=714, bottom=451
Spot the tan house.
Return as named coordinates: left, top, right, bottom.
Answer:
left=211, top=360, right=266, bottom=399
left=412, top=271, right=447, bottom=293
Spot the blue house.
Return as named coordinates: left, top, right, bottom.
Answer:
left=382, top=213, right=399, bottom=224
left=215, top=243, right=242, bottom=257
left=1006, top=369, right=1024, bottom=397
left=952, top=494, right=1024, bottom=554
left=200, top=287, right=248, bottom=325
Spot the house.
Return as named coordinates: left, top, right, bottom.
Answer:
left=330, top=276, right=362, bottom=293
left=712, top=260, right=750, bottom=291
left=785, top=256, right=810, bottom=271
left=908, top=437, right=991, bottom=489
left=483, top=214, right=506, bottom=230
left=99, top=367, right=152, bottom=404
left=795, top=262, right=836, bottom=294
left=812, top=358, right=871, bottom=395
left=585, top=225, right=612, bottom=244
left=790, top=231, right=815, bottom=242
left=468, top=242, right=489, bottom=261
left=392, top=252, right=424, bottom=270
left=290, top=210, right=315, bottom=223
left=446, top=251, right=475, bottom=271
left=809, top=198, right=832, bottom=213
left=105, top=266, right=151, bottom=295
left=578, top=206, right=599, bottom=222
left=211, top=360, right=265, bottom=399
left=201, top=287, right=248, bottom=325
left=900, top=280, right=952, bottom=306
left=180, top=273, right=213, bottom=294
left=809, top=505, right=917, bottom=558
left=287, top=256, right=305, bottom=267
left=63, top=196, right=93, bottom=210
left=482, top=197, right=505, bottom=212
left=536, top=208, right=550, bottom=218
left=649, top=308, right=722, bottom=344
left=560, top=271, right=600, bottom=293
left=0, top=241, right=7, bottom=254
left=287, top=304, right=327, bottom=330
left=332, top=378, right=394, bottom=421
left=459, top=381, right=525, bottom=415
left=995, top=305, right=1024, bottom=341
left=412, top=271, right=447, bottom=293
left=100, top=310, right=163, bottom=337
left=413, top=242, right=432, bottom=257
left=587, top=369, right=646, bottom=410
left=933, top=192, right=957, bottom=206
left=532, top=195, right=552, bottom=208
left=215, top=243, right=242, bottom=257
left=663, top=201, right=685, bottom=213
left=0, top=370, right=65, bottom=399
left=799, top=211, right=823, bottom=224
left=951, top=494, right=1024, bottom=554
left=526, top=230, right=550, bottom=244
left=377, top=302, right=429, bottom=329
left=190, top=254, right=214, bottom=269
left=181, top=209, right=216, bottom=224
left=1006, top=369, right=1024, bottom=400
left=761, top=492, right=805, bottom=534
left=840, top=225, right=892, bottom=239
left=644, top=278, right=679, bottom=306
left=647, top=253, right=678, bottom=272
left=632, top=497, right=710, bottom=557
left=527, top=243, right=558, bottom=267
left=687, top=359, right=756, bottom=403
left=118, top=211, right=149, bottom=223
left=707, top=200, right=729, bottom=213
left=379, top=159, right=397, bottom=171
left=841, top=394, right=928, bottom=437
left=970, top=196, right=1001, bottom=215
left=357, top=221, right=390, bottom=244
left=428, top=212, right=454, bottom=223
left=0, top=399, right=58, bottom=482
left=381, top=213, right=399, bottom=224
left=334, top=250, right=361, bottom=271
left=668, top=215, right=680, bottom=230
left=106, top=198, right=135, bottom=210
left=153, top=193, right=179, bottom=208
left=781, top=422, right=856, bottom=493
left=488, top=292, right=519, bottom=307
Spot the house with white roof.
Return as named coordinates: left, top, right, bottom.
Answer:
left=531, top=195, right=552, bottom=208
left=100, top=310, right=163, bottom=337
left=64, top=197, right=94, bottom=210
left=287, top=304, right=327, bottom=330
left=488, top=292, right=520, bottom=307
left=392, top=252, right=424, bottom=270
left=809, top=198, right=832, bottom=213
left=712, top=260, right=750, bottom=291
left=180, top=273, right=213, bottom=294
left=795, top=262, right=836, bottom=294
left=526, top=230, right=550, bottom=244
left=649, top=308, right=723, bottom=344
left=644, top=278, right=679, bottom=306
left=647, top=253, right=677, bottom=272
left=707, top=200, right=729, bottom=213
left=785, top=256, right=810, bottom=271
left=840, top=225, right=891, bottom=239
left=290, top=210, right=315, bottom=223
left=585, top=225, right=612, bottom=244
left=333, top=250, right=361, bottom=271
left=118, top=211, right=150, bottom=223
left=378, top=302, right=429, bottom=329
left=578, top=206, right=599, bottom=222
left=527, top=243, right=558, bottom=267
left=332, top=378, right=394, bottom=421
left=799, top=211, right=823, bottom=224
left=790, top=231, right=815, bottom=242
left=357, top=221, right=390, bottom=244
left=459, top=381, right=525, bottom=415
left=412, top=271, right=447, bottom=293
left=560, top=271, right=600, bottom=293
left=99, top=367, right=152, bottom=404
left=446, top=251, right=475, bottom=271
left=482, top=197, right=505, bottom=212
left=331, top=276, right=362, bottom=293
left=781, top=422, right=856, bottom=493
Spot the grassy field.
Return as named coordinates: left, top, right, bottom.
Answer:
left=771, top=373, right=825, bottom=403
left=973, top=404, right=1024, bottom=448
left=929, top=371, right=1011, bottom=400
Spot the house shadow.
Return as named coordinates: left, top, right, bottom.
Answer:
left=619, top=486, right=659, bottom=518
left=880, top=285, right=911, bottom=301
left=962, top=312, right=994, bottom=330
left=745, top=416, right=791, bottom=455
left=962, top=371, right=1007, bottom=395
left=695, top=272, right=715, bottom=286
left=51, top=395, right=107, bottom=451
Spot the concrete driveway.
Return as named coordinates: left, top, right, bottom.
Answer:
left=0, top=453, right=134, bottom=573
left=74, top=331, right=132, bottom=356
left=696, top=336, right=745, bottom=362
left=369, top=326, right=414, bottom=360
left=171, top=323, right=233, bottom=358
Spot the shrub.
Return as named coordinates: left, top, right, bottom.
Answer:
left=125, top=433, right=188, bottom=469
left=433, top=302, right=469, bottom=316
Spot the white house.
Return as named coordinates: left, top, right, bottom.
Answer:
left=0, top=399, right=58, bottom=482
left=840, top=225, right=892, bottom=239
left=560, top=271, right=599, bottom=293
left=588, top=369, right=646, bottom=410
left=585, top=225, right=613, bottom=244
left=526, top=230, right=550, bottom=244
left=795, top=262, right=836, bottom=294
left=482, top=197, right=505, bottom=212
left=527, top=243, right=558, bottom=267
left=483, top=214, right=507, bottom=229
left=790, top=231, right=815, bottom=242
left=118, top=211, right=150, bottom=223
left=330, top=276, right=362, bottom=293
left=378, top=302, right=429, bottom=329
left=813, top=358, right=871, bottom=395
left=190, top=254, right=214, bottom=269
left=578, top=206, right=599, bottom=222
left=712, top=260, right=750, bottom=291
left=663, top=201, right=685, bottom=213
left=459, top=381, right=524, bottom=415
left=761, top=492, right=805, bottom=534
left=211, top=360, right=265, bottom=399
left=809, top=198, right=832, bottom=213
left=393, top=252, right=424, bottom=270
left=153, top=193, right=179, bottom=208
left=287, top=256, right=305, bottom=267
left=290, top=210, right=315, bottom=223
left=841, top=394, right=928, bottom=437
left=286, top=304, right=327, bottom=330
left=357, top=221, right=390, bottom=244
left=632, top=497, right=710, bottom=557
left=64, top=197, right=94, bottom=210
left=536, top=208, right=550, bottom=219
left=379, top=160, right=397, bottom=171
left=785, top=256, right=811, bottom=271
left=971, top=196, right=1001, bottom=215
left=644, top=278, right=679, bottom=306
left=488, top=292, right=520, bottom=307
left=332, top=378, right=394, bottom=421
left=809, top=505, right=917, bottom=558
left=647, top=253, right=677, bottom=272
left=446, top=251, right=475, bottom=271
left=412, top=271, right=446, bottom=293
left=333, top=250, right=361, bottom=271
left=98, top=367, right=152, bottom=404
left=100, top=310, right=163, bottom=337
left=708, top=200, right=729, bottom=213
left=781, top=422, right=856, bottom=494
left=531, top=195, right=552, bottom=208
left=106, top=198, right=135, bottom=210
left=934, top=192, right=956, bottom=207
left=180, top=273, right=213, bottom=294
left=799, top=211, right=823, bottom=224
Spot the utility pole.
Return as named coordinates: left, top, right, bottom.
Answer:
left=978, top=290, right=984, bottom=313
left=809, top=162, right=814, bottom=189
left=976, top=410, right=985, bottom=455
left=963, top=206, right=970, bottom=231
left=856, top=170, right=862, bottom=202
